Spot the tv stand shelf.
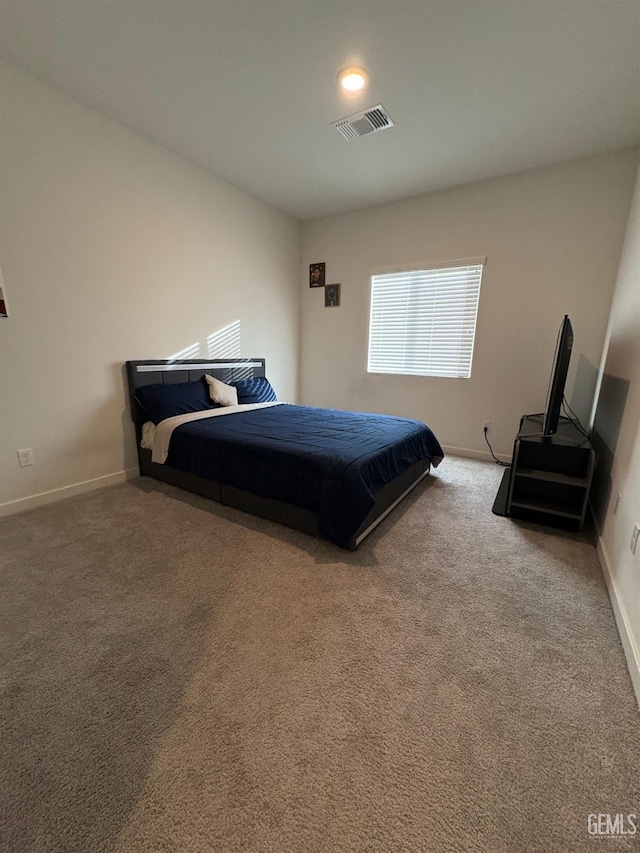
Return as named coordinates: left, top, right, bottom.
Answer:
left=513, top=467, right=589, bottom=487
left=493, top=414, right=595, bottom=531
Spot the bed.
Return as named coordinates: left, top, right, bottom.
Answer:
left=126, top=359, right=443, bottom=549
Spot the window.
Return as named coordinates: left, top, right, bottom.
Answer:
left=367, top=259, right=484, bottom=379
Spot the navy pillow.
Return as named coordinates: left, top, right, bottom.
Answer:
left=232, top=377, right=277, bottom=404
left=135, top=379, right=215, bottom=424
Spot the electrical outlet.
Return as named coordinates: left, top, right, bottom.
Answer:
left=613, top=493, right=622, bottom=516
left=17, top=448, right=34, bottom=467
left=631, top=524, right=640, bottom=556
left=483, top=421, right=491, bottom=432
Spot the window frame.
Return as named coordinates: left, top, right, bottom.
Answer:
left=367, top=256, right=486, bottom=380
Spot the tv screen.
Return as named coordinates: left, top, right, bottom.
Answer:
left=542, top=315, right=573, bottom=436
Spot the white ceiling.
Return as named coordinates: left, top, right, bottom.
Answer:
left=1, top=0, right=639, bottom=220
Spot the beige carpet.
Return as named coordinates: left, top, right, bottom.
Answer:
left=1, top=457, right=638, bottom=852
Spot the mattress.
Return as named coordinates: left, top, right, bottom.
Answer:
left=155, top=403, right=443, bottom=547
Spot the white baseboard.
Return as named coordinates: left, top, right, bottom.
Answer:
left=0, top=468, right=139, bottom=518
left=441, top=444, right=511, bottom=464
left=596, top=537, right=640, bottom=709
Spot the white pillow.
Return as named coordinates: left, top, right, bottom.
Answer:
left=140, top=421, right=156, bottom=450
left=205, top=374, right=238, bottom=407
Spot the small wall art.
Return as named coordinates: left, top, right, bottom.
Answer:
left=309, top=262, right=325, bottom=288
left=325, top=283, right=341, bottom=307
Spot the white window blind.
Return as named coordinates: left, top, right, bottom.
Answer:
left=367, top=261, right=484, bottom=378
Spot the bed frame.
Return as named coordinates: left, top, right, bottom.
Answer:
left=126, top=358, right=431, bottom=549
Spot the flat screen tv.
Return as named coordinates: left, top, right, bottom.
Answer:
left=542, top=315, right=573, bottom=436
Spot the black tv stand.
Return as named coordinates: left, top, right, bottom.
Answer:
left=492, top=414, right=595, bottom=531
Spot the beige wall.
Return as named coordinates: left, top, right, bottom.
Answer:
left=0, top=62, right=300, bottom=511
left=300, top=151, right=638, bottom=460
left=593, top=162, right=640, bottom=702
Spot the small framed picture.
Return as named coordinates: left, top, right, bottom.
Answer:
left=325, top=283, right=341, bottom=307
left=309, top=262, right=325, bottom=288
left=0, top=286, right=7, bottom=318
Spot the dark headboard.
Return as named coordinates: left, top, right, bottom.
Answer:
left=125, top=358, right=266, bottom=424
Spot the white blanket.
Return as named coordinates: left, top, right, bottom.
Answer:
left=151, top=401, right=283, bottom=464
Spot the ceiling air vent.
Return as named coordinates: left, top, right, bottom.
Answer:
left=332, top=105, right=394, bottom=141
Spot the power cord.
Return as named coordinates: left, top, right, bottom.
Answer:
left=561, top=397, right=592, bottom=444
left=484, top=426, right=510, bottom=467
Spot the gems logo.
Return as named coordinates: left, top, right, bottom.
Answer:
left=588, top=813, right=637, bottom=837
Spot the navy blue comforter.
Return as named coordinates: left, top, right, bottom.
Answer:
left=166, top=404, right=443, bottom=547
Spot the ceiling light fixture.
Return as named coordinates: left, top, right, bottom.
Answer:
left=338, top=66, right=368, bottom=93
